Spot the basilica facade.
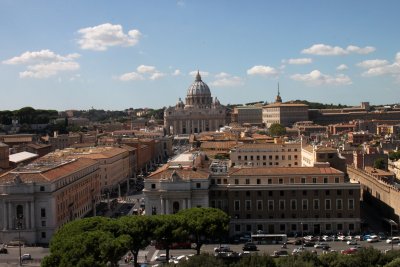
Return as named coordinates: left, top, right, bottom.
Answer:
left=164, top=72, right=227, bottom=135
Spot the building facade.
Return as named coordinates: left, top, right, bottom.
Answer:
left=0, top=157, right=100, bottom=244
left=164, top=72, right=227, bottom=135
left=210, top=167, right=361, bottom=236
left=230, top=142, right=301, bottom=167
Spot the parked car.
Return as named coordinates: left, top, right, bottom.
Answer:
left=341, top=247, right=358, bottom=255
left=386, top=237, right=400, bottom=244
left=21, top=254, right=32, bottom=261
left=242, top=242, right=258, bottom=251
left=347, top=240, right=358, bottom=245
left=314, top=243, right=329, bottom=249
left=155, top=254, right=167, bottom=262
left=0, top=247, right=8, bottom=254
left=271, top=250, right=289, bottom=258
left=214, top=244, right=231, bottom=253
left=367, top=235, right=379, bottom=243
left=292, top=247, right=306, bottom=255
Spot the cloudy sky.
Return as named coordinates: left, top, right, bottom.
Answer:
left=1, top=0, right=400, bottom=110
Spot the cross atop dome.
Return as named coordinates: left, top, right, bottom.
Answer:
left=275, top=82, right=282, bottom=103
left=195, top=70, right=202, bottom=81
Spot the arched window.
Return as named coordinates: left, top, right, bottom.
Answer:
left=173, top=201, right=180, bottom=214
left=16, top=205, right=23, bottom=219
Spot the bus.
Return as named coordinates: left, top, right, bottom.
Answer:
left=251, top=234, right=287, bottom=245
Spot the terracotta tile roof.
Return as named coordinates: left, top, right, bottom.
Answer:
left=229, top=167, right=343, bottom=176
left=0, top=157, right=98, bottom=184
left=200, top=141, right=238, bottom=150
left=147, top=167, right=210, bottom=180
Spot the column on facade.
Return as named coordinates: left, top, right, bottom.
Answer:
left=2, top=200, right=7, bottom=230
left=183, top=199, right=187, bottom=209
left=197, top=120, right=200, bottom=133
left=25, top=202, right=29, bottom=228
left=165, top=199, right=170, bottom=214
left=187, top=199, right=191, bottom=209
left=8, top=202, right=12, bottom=229
left=160, top=197, right=164, bottom=214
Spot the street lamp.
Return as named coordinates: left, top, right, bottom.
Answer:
left=16, top=215, right=23, bottom=266
left=301, top=222, right=303, bottom=248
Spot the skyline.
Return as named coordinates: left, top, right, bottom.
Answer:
left=1, top=1, right=400, bottom=111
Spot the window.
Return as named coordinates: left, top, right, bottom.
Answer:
left=335, top=177, right=340, bottom=183
left=269, top=155, right=272, bottom=160
left=302, top=199, right=308, bottom=210
left=348, top=199, right=354, bottom=210
left=336, top=199, right=343, bottom=210
left=235, top=179, right=239, bottom=185
left=302, top=190, right=307, bottom=196
left=291, top=224, right=297, bottom=231
left=250, top=156, right=253, bottom=160
left=268, top=191, right=272, bottom=197
left=282, top=155, right=285, bottom=160
left=349, top=189, right=353, bottom=195
left=301, top=177, right=306, bottom=184
left=275, top=155, right=279, bottom=160
left=268, top=179, right=272, bottom=184
left=245, top=179, right=250, bottom=185
left=290, top=178, right=294, bottom=184
left=257, top=179, right=261, bottom=185
left=41, top=208, right=46, bottom=218
left=337, top=223, right=343, bottom=231
left=280, top=224, right=286, bottom=232
left=313, top=199, right=319, bottom=210
left=245, top=200, right=251, bottom=211
left=291, top=199, right=297, bottom=210
left=325, top=190, right=330, bottom=195
left=288, top=155, right=292, bottom=160
left=238, top=156, right=242, bottom=160
left=246, top=225, right=252, bottom=232
left=312, top=177, right=317, bottom=183
left=196, top=183, right=201, bottom=188
left=257, top=156, right=260, bottom=160
left=280, top=190, right=284, bottom=196
left=326, top=224, right=332, bottom=231
left=41, top=232, right=46, bottom=239
left=257, top=200, right=263, bottom=210
left=235, top=224, right=241, bottom=232
left=263, top=155, right=266, bottom=160
left=325, top=199, right=331, bottom=210
left=279, top=178, right=283, bottom=184
left=41, top=220, right=46, bottom=227
left=244, top=156, right=248, bottom=160
left=337, top=190, right=342, bottom=195
left=40, top=186, right=45, bottom=192
left=151, top=183, right=156, bottom=189
left=349, top=223, right=355, bottom=231
left=268, top=200, right=274, bottom=210
left=246, top=191, right=250, bottom=197
left=279, top=200, right=285, bottom=210
left=234, top=200, right=240, bottom=211
left=323, top=177, right=328, bottom=183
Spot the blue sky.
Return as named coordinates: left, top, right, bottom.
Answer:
left=1, top=0, right=400, bottom=111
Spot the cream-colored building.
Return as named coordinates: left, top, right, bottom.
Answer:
left=164, top=72, right=227, bottom=135
left=0, top=157, right=100, bottom=244
left=232, top=106, right=263, bottom=126
left=143, top=152, right=210, bottom=215
left=262, top=90, right=308, bottom=127
left=230, top=142, right=301, bottom=167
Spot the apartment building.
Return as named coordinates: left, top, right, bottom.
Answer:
left=230, top=142, right=301, bottom=167
left=0, top=157, right=100, bottom=244
left=209, top=166, right=361, bottom=236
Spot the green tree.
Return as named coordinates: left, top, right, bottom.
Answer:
left=373, top=157, right=386, bottom=170
left=269, top=123, right=286, bottom=136
left=177, top=207, right=230, bottom=255
left=151, top=214, right=186, bottom=261
left=232, top=254, right=276, bottom=267
left=118, top=216, right=153, bottom=267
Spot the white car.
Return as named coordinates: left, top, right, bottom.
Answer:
left=367, top=235, right=379, bottom=243
left=155, top=254, right=167, bottom=262
left=386, top=237, right=400, bottom=244
left=347, top=240, right=357, bottom=245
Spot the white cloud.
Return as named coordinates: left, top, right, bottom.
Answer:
left=3, top=50, right=80, bottom=79
left=359, top=53, right=400, bottom=79
left=357, top=59, right=389, bottom=69
left=285, top=58, right=312, bottom=65
left=137, top=65, right=156, bottom=74
left=118, top=72, right=144, bottom=81
left=247, top=65, right=278, bottom=77
left=77, top=23, right=141, bottom=51
left=150, top=72, right=165, bottom=80
left=301, top=44, right=375, bottom=56
left=210, top=72, right=244, bottom=87
left=291, top=70, right=352, bottom=86
left=118, top=65, right=166, bottom=81
left=336, top=64, right=349, bottom=71
left=172, top=69, right=181, bottom=76
left=189, top=70, right=209, bottom=78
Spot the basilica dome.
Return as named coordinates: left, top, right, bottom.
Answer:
left=185, top=71, right=213, bottom=107
left=186, top=71, right=211, bottom=96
